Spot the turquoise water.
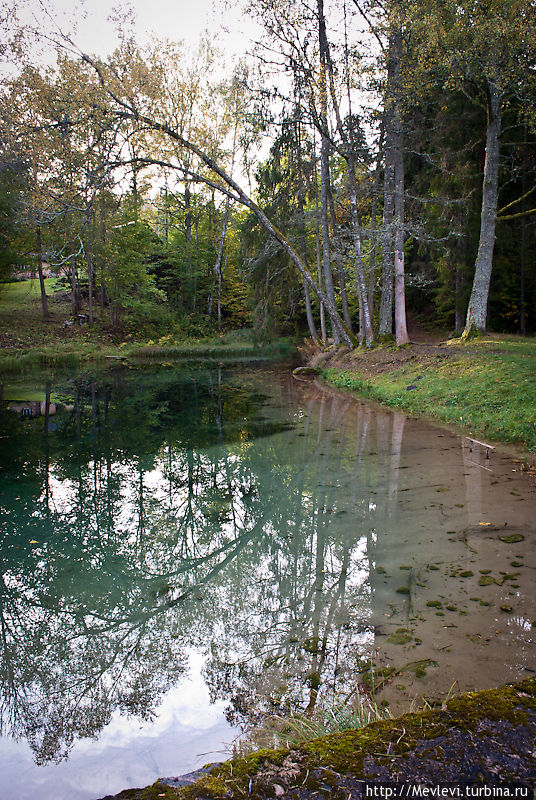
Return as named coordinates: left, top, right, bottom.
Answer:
left=0, top=362, right=534, bottom=799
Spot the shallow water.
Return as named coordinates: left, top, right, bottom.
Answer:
left=0, top=362, right=534, bottom=799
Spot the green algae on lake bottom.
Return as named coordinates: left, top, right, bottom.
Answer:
left=386, top=628, right=413, bottom=645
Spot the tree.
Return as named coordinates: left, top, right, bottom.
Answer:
left=381, top=0, right=410, bottom=344
left=2, top=55, right=120, bottom=319
left=247, top=0, right=374, bottom=343
left=76, top=40, right=354, bottom=346
left=0, top=151, right=25, bottom=283
left=412, top=0, right=536, bottom=336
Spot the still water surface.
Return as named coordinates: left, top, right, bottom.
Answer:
left=0, top=362, right=534, bottom=799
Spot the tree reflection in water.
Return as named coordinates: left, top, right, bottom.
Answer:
left=0, top=364, right=405, bottom=765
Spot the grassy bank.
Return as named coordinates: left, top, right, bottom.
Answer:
left=0, top=278, right=121, bottom=372
left=0, top=335, right=293, bottom=373
left=0, top=279, right=293, bottom=373
left=317, top=335, right=536, bottom=452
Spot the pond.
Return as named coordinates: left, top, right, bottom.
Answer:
left=0, top=361, right=534, bottom=799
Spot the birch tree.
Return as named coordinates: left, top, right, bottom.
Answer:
left=413, top=0, right=536, bottom=337
left=80, top=40, right=355, bottom=345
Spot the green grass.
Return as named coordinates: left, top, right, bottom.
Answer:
left=0, top=277, right=110, bottom=369
left=324, top=335, right=536, bottom=452
left=0, top=278, right=62, bottom=305
left=0, top=279, right=295, bottom=373
left=235, top=694, right=390, bottom=755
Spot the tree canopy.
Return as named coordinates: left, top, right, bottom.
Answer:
left=1, top=0, right=535, bottom=344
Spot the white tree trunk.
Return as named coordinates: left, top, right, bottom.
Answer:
left=393, top=99, right=409, bottom=346
left=379, top=106, right=395, bottom=337
left=463, top=81, right=502, bottom=336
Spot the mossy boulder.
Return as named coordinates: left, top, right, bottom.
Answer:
left=99, top=677, right=536, bottom=799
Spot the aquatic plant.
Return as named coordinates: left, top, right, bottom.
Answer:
left=235, top=694, right=390, bottom=754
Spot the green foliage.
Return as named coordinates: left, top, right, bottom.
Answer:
left=240, top=121, right=321, bottom=338
left=104, top=217, right=166, bottom=330
left=0, top=161, right=26, bottom=280
left=149, top=192, right=251, bottom=333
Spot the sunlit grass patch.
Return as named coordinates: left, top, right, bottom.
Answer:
left=0, top=278, right=62, bottom=306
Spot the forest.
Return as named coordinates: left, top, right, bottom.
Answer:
left=1, top=0, right=536, bottom=348
left=2, top=4, right=536, bottom=796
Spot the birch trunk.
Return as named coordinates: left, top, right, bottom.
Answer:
left=318, top=0, right=339, bottom=344
left=314, top=151, right=327, bottom=342
left=99, top=195, right=107, bottom=313
left=379, top=107, right=395, bottom=337
left=315, top=202, right=327, bottom=343
left=368, top=127, right=384, bottom=319
left=463, top=81, right=501, bottom=336
left=36, top=224, right=49, bottom=319
left=214, top=197, right=230, bottom=333
left=70, top=239, right=79, bottom=315
left=347, top=161, right=373, bottom=345
left=520, top=122, right=527, bottom=336
left=87, top=209, right=94, bottom=324
left=393, top=97, right=409, bottom=346
left=319, top=0, right=372, bottom=344
left=184, top=181, right=196, bottom=312
left=328, top=191, right=353, bottom=335
left=297, top=118, right=319, bottom=342
left=320, top=131, right=338, bottom=343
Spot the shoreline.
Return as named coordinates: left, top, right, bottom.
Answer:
left=96, top=677, right=536, bottom=799
left=0, top=338, right=295, bottom=375
left=301, top=336, right=536, bottom=458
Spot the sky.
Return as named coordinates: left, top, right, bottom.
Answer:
left=85, top=0, right=255, bottom=55
left=21, top=0, right=259, bottom=63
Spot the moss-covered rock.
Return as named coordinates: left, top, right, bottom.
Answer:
left=97, top=782, right=182, bottom=800
left=101, top=678, right=536, bottom=800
